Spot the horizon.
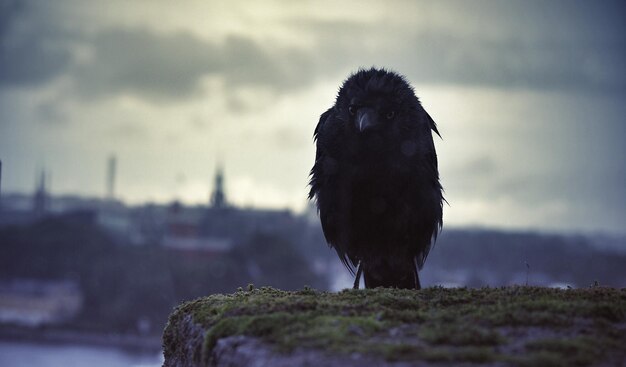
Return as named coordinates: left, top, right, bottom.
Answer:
left=2, top=186, right=626, bottom=240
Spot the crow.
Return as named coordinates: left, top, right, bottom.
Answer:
left=309, top=68, right=443, bottom=289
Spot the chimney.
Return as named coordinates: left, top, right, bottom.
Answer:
left=0, top=160, right=3, bottom=212
left=33, top=169, right=47, bottom=217
left=107, top=155, right=116, bottom=200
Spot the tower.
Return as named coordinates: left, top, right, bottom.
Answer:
left=0, top=160, right=3, bottom=212
left=210, top=165, right=226, bottom=209
left=106, top=155, right=117, bottom=200
left=33, top=169, right=47, bottom=217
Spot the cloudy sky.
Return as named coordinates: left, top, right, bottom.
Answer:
left=0, top=0, right=624, bottom=234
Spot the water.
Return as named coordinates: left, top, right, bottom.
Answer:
left=0, top=341, right=163, bottom=367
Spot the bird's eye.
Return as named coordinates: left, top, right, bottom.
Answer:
left=386, top=111, right=395, bottom=120
left=348, top=105, right=357, bottom=115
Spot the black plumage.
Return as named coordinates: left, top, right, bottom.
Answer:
left=309, top=68, right=443, bottom=289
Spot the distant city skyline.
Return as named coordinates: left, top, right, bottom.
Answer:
left=1, top=1, right=625, bottom=234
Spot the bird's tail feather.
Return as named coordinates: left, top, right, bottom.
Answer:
left=361, top=260, right=420, bottom=290
left=353, top=262, right=363, bottom=289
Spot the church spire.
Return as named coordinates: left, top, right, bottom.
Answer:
left=210, top=164, right=226, bottom=209
left=33, top=169, right=47, bottom=217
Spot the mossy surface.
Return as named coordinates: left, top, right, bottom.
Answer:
left=163, top=286, right=626, bottom=366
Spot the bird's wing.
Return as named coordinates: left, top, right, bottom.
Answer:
left=309, top=108, right=357, bottom=272
left=309, top=108, right=333, bottom=199
left=417, top=110, right=444, bottom=267
left=425, top=111, right=441, bottom=138
left=423, top=110, right=441, bottom=174
left=313, top=108, right=333, bottom=142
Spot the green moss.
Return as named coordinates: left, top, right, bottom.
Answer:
left=525, top=337, right=598, bottom=364
left=419, top=324, right=503, bottom=346
left=163, top=286, right=626, bottom=366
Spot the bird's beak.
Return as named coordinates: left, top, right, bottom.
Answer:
left=357, top=108, right=376, bottom=132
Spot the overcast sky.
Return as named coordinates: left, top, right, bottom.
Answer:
left=0, top=0, right=624, bottom=234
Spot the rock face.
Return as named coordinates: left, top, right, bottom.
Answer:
left=163, top=314, right=207, bottom=366
left=210, top=335, right=430, bottom=367
left=162, top=286, right=625, bottom=367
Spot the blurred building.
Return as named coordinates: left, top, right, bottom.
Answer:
left=0, top=162, right=322, bottom=261
left=162, top=201, right=232, bottom=254
left=0, top=279, right=83, bottom=327
left=158, top=167, right=311, bottom=256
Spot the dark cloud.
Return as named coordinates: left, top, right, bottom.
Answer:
left=293, top=3, right=626, bottom=94
left=82, top=24, right=622, bottom=99
left=0, top=34, right=72, bottom=86
left=400, top=34, right=626, bottom=94
left=217, top=36, right=314, bottom=91
left=1, top=11, right=316, bottom=100
left=1, top=1, right=625, bottom=102
left=72, top=29, right=216, bottom=99
left=0, top=0, right=21, bottom=38
left=0, top=1, right=73, bottom=86
left=71, top=29, right=316, bottom=101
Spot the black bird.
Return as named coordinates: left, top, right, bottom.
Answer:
left=309, top=68, right=443, bottom=289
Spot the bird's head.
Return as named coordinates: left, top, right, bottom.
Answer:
left=335, top=68, right=440, bottom=137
